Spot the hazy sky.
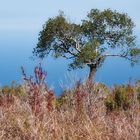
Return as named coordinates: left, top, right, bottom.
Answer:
left=0, top=0, right=140, bottom=89
left=0, top=0, right=140, bottom=32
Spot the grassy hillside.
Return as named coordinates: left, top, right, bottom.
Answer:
left=0, top=66, right=140, bottom=140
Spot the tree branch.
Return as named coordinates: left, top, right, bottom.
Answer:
left=102, top=53, right=137, bottom=63
left=62, top=54, right=75, bottom=59
left=58, top=39, right=79, bottom=57
left=85, top=52, right=137, bottom=66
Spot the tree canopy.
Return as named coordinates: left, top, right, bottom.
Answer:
left=33, top=9, right=140, bottom=82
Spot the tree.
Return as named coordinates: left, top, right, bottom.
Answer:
left=33, top=9, right=140, bottom=83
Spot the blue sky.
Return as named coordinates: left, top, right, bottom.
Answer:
left=0, top=0, right=140, bottom=91
left=0, top=0, right=140, bottom=33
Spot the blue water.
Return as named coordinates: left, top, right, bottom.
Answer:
left=0, top=30, right=140, bottom=95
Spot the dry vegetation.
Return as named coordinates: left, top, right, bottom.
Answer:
left=0, top=66, right=140, bottom=140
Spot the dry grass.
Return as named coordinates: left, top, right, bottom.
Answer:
left=0, top=66, right=140, bottom=139
left=0, top=81, right=140, bottom=140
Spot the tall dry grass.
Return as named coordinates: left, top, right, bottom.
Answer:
left=0, top=66, right=140, bottom=140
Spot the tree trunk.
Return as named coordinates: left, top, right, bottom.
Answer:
left=88, top=64, right=96, bottom=83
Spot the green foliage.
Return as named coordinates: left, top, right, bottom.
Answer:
left=34, top=12, right=80, bottom=59
left=82, top=9, right=135, bottom=48
left=105, top=85, right=134, bottom=112
left=69, top=39, right=105, bottom=69
left=55, top=95, right=68, bottom=111
left=136, top=87, right=140, bottom=102
left=0, top=82, right=23, bottom=97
